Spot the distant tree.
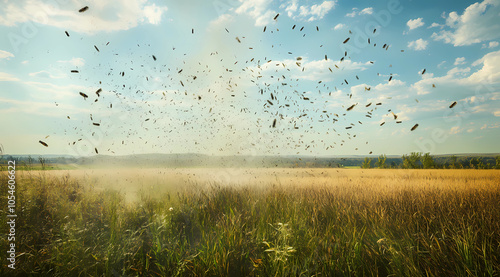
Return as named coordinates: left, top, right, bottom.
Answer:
left=496, top=156, right=500, bottom=169
left=477, top=157, right=485, bottom=169
left=402, top=152, right=422, bottom=169
left=361, top=157, right=372, bottom=169
left=375, top=154, right=387, bottom=168
left=39, top=156, right=47, bottom=170
left=422, top=153, right=435, bottom=169
left=469, top=157, right=478, bottom=169
left=449, top=155, right=457, bottom=169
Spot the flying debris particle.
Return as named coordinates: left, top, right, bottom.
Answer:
left=422, top=68, right=426, bottom=75
left=346, top=104, right=356, bottom=111
left=449, top=101, right=457, bottom=108
left=71, top=70, right=79, bottom=73
left=388, top=76, right=392, bottom=82
left=96, top=88, right=102, bottom=96
left=300, top=26, right=304, bottom=31
left=93, top=123, right=100, bottom=126
left=95, top=147, right=98, bottom=154
left=345, top=126, right=352, bottom=129
left=192, top=28, right=194, bottom=34
left=236, top=37, right=241, bottom=43
left=65, top=31, right=69, bottom=37
left=79, top=6, right=89, bottom=13
left=39, top=140, right=48, bottom=147
left=432, top=84, right=436, bottom=88
left=263, top=26, right=266, bottom=32
left=273, top=13, right=279, bottom=20
left=373, top=28, right=376, bottom=33
left=152, top=55, right=156, bottom=61
left=380, top=122, right=385, bottom=126
left=79, top=92, right=88, bottom=99
left=272, top=118, right=277, bottom=128
left=411, top=124, right=419, bottom=131
left=292, top=25, right=296, bottom=29
left=343, top=37, right=350, bottom=44
left=325, top=55, right=327, bottom=61
left=316, top=26, right=319, bottom=31
left=396, top=121, right=402, bottom=123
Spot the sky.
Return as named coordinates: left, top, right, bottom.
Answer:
left=0, top=0, right=499, bottom=157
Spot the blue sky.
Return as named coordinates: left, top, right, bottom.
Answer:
left=0, top=0, right=499, bottom=157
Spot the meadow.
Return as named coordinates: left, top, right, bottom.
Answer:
left=1, top=167, right=499, bottom=276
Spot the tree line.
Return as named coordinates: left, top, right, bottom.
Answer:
left=361, top=153, right=500, bottom=169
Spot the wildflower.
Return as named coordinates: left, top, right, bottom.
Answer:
left=169, top=207, right=174, bottom=211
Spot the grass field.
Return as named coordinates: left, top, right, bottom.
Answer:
left=1, top=168, right=499, bottom=276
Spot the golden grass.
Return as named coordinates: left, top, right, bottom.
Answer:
left=1, top=168, right=499, bottom=276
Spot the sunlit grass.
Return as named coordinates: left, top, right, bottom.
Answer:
left=0, top=169, right=499, bottom=276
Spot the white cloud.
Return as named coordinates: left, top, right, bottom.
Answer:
left=428, top=22, right=442, bottom=29
left=208, top=14, right=234, bottom=31
left=29, top=70, right=65, bottom=79
left=0, top=50, right=14, bottom=59
left=235, top=0, right=276, bottom=26
left=454, top=57, right=466, bottom=65
left=0, top=72, right=19, bottom=81
left=285, top=0, right=336, bottom=22
left=408, top=39, right=428, bottom=50
left=0, top=0, right=168, bottom=34
left=254, top=57, right=372, bottom=82
left=483, top=41, right=499, bottom=48
left=407, top=18, right=424, bottom=30
left=431, top=0, right=500, bottom=46
left=21, top=60, right=29, bottom=65
left=142, top=4, right=168, bottom=25
left=410, top=50, right=500, bottom=99
left=466, top=50, right=500, bottom=84
left=0, top=96, right=92, bottom=117
left=359, top=7, right=373, bottom=15
left=345, top=7, right=357, bottom=17
left=345, top=10, right=356, bottom=17
left=334, top=23, right=345, bottom=30
left=494, top=111, right=500, bottom=117
left=447, top=66, right=471, bottom=76
left=57, top=58, right=85, bottom=67
left=450, top=126, right=464, bottom=134
left=284, top=0, right=298, bottom=17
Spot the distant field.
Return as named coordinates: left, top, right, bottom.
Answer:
left=1, top=168, right=499, bottom=276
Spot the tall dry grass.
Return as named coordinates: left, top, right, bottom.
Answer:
left=0, top=168, right=499, bottom=276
